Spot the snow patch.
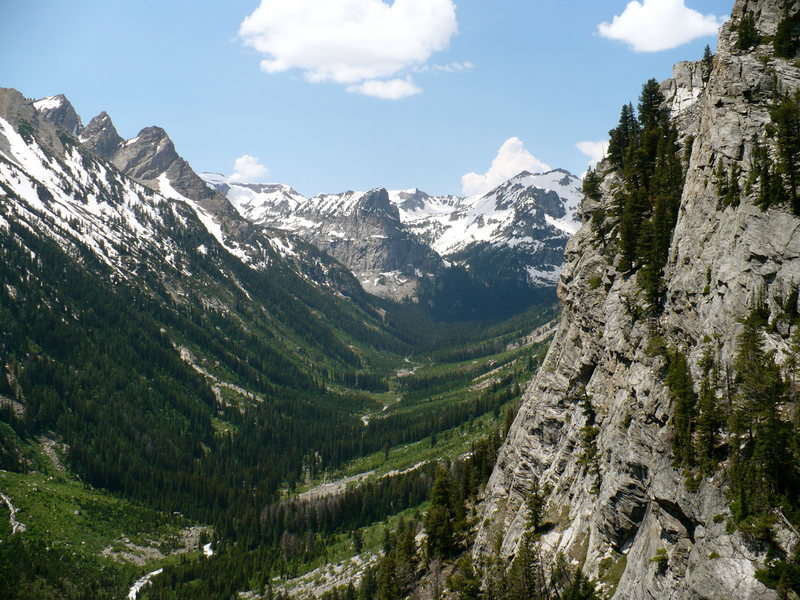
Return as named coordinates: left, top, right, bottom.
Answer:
left=127, top=569, right=163, bottom=600
left=158, top=174, right=250, bottom=263
left=526, top=265, right=561, bottom=285
left=671, top=86, right=702, bottom=115
left=545, top=214, right=581, bottom=236
left=33, top=96, right=64, bottom=111
left=0, top=491, right=26, bottom=534
left=271, top=236, right=298, bottom=259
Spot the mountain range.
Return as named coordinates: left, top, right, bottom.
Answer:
left=2, top=87, right=581, bottom=320
left=201, top=169, right=582, bottom=301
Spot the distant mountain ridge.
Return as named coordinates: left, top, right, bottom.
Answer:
left=201, top=167, right=583, bottom=300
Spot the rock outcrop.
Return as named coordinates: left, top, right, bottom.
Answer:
left=33, top=94, right=83, bottom=136
left=289, top=188, right=447, bottom=300
left=474, top=2, right=800, bottom=598
left=80, top=111, right=124, bottom=159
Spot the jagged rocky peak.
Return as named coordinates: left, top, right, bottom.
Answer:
left=0, top=89, right=80, bottom=159
left=80, top=111, right=123, bottom=159
left=32, top=93, right=83, bottom=136
left=205, top=163, right=584, bottom=300
left=473, top=0, right=800, bottom=598
left=0, top=88, right=29, bottom=123
left=392, top=188, right=433, bottom=212
left=284, top=186, right=446, bottom=301
left=355, top=188, right=400, bottom=220
left=490, top=172, right=569, bottom=217
left=0, top=88, right=38, bottom=153
left=112, top=126, right=180, bottom=181
left=106, top=126, right=220, bottom=206
left=531, top=167, right=579, bottom=186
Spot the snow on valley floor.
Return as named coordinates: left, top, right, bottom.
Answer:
left=0, top=489, right=25, bottom=534
left=127, top=569, right=163, bottom=600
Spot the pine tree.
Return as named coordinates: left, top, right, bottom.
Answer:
left=561, top=572, right=602, bottom=600
left=425, top=465, right=459, bottom=558
left=352, top=529, right=364, bottom=553
left=736, top=11, right=761, bottom=51
left=638, top=79, right=667, bottom=131
left=394, top=525, right=417, bottom=593
left=774, top=10, right=798, bottom=58
left=729, top=310, right=792, bottom=524
left=702, top=45, right=713, bottom=81
left=507, top=492, right=548, bottom=600
left=582, top=167, right=603, bottom=201
left=509, top=530, right=545, bottom=600
left=526, top=476, right=547, bottom=533
left=640, top=125, right=683, bottom=310
left=694, top=350, right=721, bottom=475
left=607, top=103, right=639, bottom=169
left=376, top=551, right=401, bottom=600
left=666, top=350, right=697, bottom=468
left=448, top=558, right=482, bottom=600
left=360, top=569, right=378, bottom=600
left=577, top=393, right=601, bottom=492
left=771, top=91, right=800, bottom=214
left=714, top=160, right=728, bottom=199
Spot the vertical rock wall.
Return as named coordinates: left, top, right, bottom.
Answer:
left=474, top=2, right=800, bottom=598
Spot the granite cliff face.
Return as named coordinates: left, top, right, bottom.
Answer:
left=289, top=187, right=447, bottom=299
left=475, top=2, right=800, bottom=598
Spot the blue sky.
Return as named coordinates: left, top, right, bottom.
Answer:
left=2, top=0, right=731, bottom=197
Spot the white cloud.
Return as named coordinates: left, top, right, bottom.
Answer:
left=435, top=60, right=474, bottom=73
left=239, top=0, right=459, bottom=99
left=598, top=0, right=725, bottom=52
left=347, top=77, right=422, bottom=100
left=416, top=61, right=475, bottom=74
left=462, top=138, right=551, bottom=197
left=577, top=141, right=608, bottom=169
left=230, top=155, right=269, bottom=183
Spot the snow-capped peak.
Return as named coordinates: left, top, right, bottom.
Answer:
left=33, top=95, right=65, bottom=112
left=32, top=94, right=84, bottom=136
left=199, top=172, right=308, bottom=224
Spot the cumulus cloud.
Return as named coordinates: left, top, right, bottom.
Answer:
left=239, top=0, right=459, bottom=99
left=346, top=77, right=422, bottom=100
left=230, top=155, right=269, bottom=183
left=462, top=138, right=551, bottom=197
left=577, top=140, right=609, bottom=169
left=598, top=0, right=725, bottom=52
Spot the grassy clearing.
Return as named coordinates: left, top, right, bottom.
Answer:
left=331, top=409, right=505, bottom=483
left=0, top=463, right=211, bottom=597
left=0, top=470, right=188, bottom=560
